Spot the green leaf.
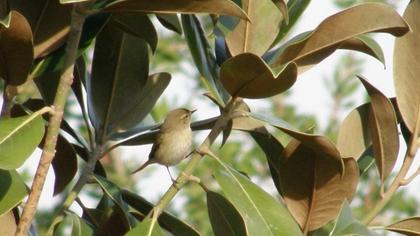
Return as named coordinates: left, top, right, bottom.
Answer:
left=330, top=200, right=377, bottom=236
left=386, top=217, right=420, bottom=236
left=60, top=0, right=91, bottom=4
left=220, top=53, right=297, bottom=98
left=68, top=213, right=94, bottom=236
left=126, top=218, right=165, bottom=236
left=0, top=11, right=33, bottom=86
left=357, top=146, right=375, bottom=176
left=156, top=13, right=182, bottom=34
left=212, top=156, right=302, bottom=236
left=0, top=114, right=44, bottom=170
left=0, top=170, right=27, bottom=216
left=182, top=14, right=229, bottom=104
left=104, top=0, right=248, bottom=20
left=224, top=0, right=285, bottom=56
left=207, top=191, right=247, bottom=236
left=394, top=0, right=420, bottom=135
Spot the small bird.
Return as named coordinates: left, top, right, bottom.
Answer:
left=131, top=108, right=196, bottom=179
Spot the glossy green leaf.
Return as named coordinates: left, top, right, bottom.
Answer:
left=126, top=218, right=165, bottom=236
left=212, top=156, right=302, bottom=236
left=386, top=217, right=420, bottom=236
left=224, top=0, right=285, bottom=56
left=156, top=13, right=182, bottom=34
left=0, top=211, right=17, bottom=236
left=60, top=0, right=91, bottom=4
left=0, top=170, right=27, bottom=216
left=68, top=213, right=94, bottom=236
left=394, top=0, right=420, bottom=135
left=279, top=139, right=359, bottom=232
left=0, top=114, right=44, bottom=170
left=182, top=14, right=228, bottom=104
left=0, top=10, right=33, bottom=86
left=10, top=0, right=71, bottom=58
left=357, top=146, right=375, bottom=176
left=220, top=53, right=297, bottom=98
left=330, top=200, right=377, bottom=236
left=271, top=3, right=409, bottom=73
left=207, top=191, right=247, bottom=236
left=358, top=76, right=399, bottom=184
left=104, top=0, right=248, bottom=20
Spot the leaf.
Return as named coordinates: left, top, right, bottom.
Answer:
left=224, top=0, right=285, bottom=56
left=121, top=190, right=200, bottom=236
left=220, top=53, right=297, bottom=98
left=0, top=211, right=17, bottom=236
left=271, top=3, right=409, bottom=73
left=0, top=114, right=44, bottom=170
left=330, top=200, right=377, bottom=236
left=0, top=10, right=33, bottom=86
left=156, top=13, right=182, bottom=34
left=386, top=217, right=420, bottom=236
left=394, top=0, right=420, bottom=135
left=207, top=191, right=247, bottom=236
left=340, top=35, right=385, bottom=66
left=279, top=140, right=359, bottom=232
left=0, top=170, right=27, bottom=216
left=212, top=156, right=303, bottom=236
left=126, top=218, right=165, bottom=236
left=182, top=14, right=229, bottom=104
left=104, top=0, right=248, bottom=20
left=10, top=0, right=71, bottom=58
left=358, top=76, right=399, bottom=184
left=68, top=213, right=94, bottom=236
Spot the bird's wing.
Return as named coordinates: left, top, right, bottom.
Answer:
left=148, top=132, right=163, bottom=160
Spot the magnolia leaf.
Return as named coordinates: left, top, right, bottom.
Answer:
left=0, top=211, right=17, bottom=236
left=104, top=0, right=248, bottom=20
left=68, top=213, right=94, bottom=236
left=207, top=191, right=247, bottom=236
left=271, top=3, right=409, bottom=73
left=386, top=217, right=420, bottom=236
left=0, top=11, right=33, bottom=86
left=220, top=53, right=297, bottom=98
left=0, top=114, right=44, bottom=170
left=279, top=140, right=359, bottom=232
left=358, top=76, right=399, bottom=184
left=340, top=35, right=385, bottom=66
left=394, top=0, right=420, bottom=135
left=0, top=170, right=27, bottom=216
left=156, top=13, right=182, bottom=34
left=126, top=218, right=165, bottom=236
left=10, top=0, right=71, bottom=58
left=60, top=0, right=91, bottom=4
left=224, top=0, right=285, bottom=56
left=213, top=156, right=302, bottom=236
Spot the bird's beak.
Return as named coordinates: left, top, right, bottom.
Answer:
left=190, top=109, right=197, bottom=114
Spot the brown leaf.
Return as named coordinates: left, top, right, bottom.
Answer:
left=358, top=76, right=399, bottom=184
left=220, top=53, right=297, bottom=98
left=0, top=10, right=33, bottom=86
left=386, top=217, right=420, bottom=236
left=279, top=139, right=359, bottom=232
left=394, top=0, right=420, bottom=135
left=104, top=0, right=248, bottom=20
left=272, top=3, right=408, bottom=73
left=225, top=0, right=285, bottom=56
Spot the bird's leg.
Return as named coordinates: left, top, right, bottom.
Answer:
left=166, top=166, right=177, bottom=183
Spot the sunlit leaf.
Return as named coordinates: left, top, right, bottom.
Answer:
left=340, top=35, right=385, bottom=66
left=0, top=170, right=27, bottom=216
left=0, top=11, right=33, bottom=86
left=126, top=218, right=165, bottom=236
left=386, top=217, right=420, bottom=236
left=220, top=53, right=297, bottom=98
left=213, top=156, right=302, bottom=236
left=394, top=0, right=420, bottom=135
left=279, top=140, right=358, bottom=232
left=358, top=76, right=399, bottom=184
left=0, top=114, right=44, bottom=170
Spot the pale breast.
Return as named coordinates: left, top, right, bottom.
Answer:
left=154, top=128, right=192, bottom=166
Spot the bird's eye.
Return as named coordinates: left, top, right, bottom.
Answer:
left=181, top=114, right=189, bottom=119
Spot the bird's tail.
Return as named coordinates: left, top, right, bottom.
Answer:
left=131, top=159, right=154, bottom=175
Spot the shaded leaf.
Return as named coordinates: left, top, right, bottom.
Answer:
left=271, top=3, right=409, bottom=73
left=73, top=145, right=107, bottom=177
left=9, top=0, right=71, bottom=58
left=358, top=76, right=399, bottom=184
left=0, top=114, right=44, bottom=170
left=224, top=0, right=285, bottom=56
left=330, top=200, right=377, bottom=236
left=122, top=190, right=200, bottom=236
left=0, top=170, right=27, bottom=216
left=340, top=35, right=385, bottom=66
left=357, top=146, right=375, bottom=176
left=126, top=218, right=165, bottom=236
left=0, top=211, right=17, bottom=236
left=393, top=0, right=420, bottom=135
left=156, top=13, right=182, bottom=34
left=0, top=10, right=33, bottom=86
left=68, top=212, right=94, bottom=236
left=386, top=217, right=420, bottom=236
left=279, top=140, right=359, bottom=232
left=104, top=0, right=248, bottom=20
left=220, top=53, right=297, bottom=98
left=207, top=191, right=247, bottom=236
left=213, top=156, right=302, bottom=236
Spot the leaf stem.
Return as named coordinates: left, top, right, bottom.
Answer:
left=15, top=4, right=89, bottom=236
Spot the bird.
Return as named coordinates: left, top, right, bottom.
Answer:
left=131, top=108, right=196, bottom=180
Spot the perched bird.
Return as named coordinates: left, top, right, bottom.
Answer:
left=131, top=108, right=196, bottom=179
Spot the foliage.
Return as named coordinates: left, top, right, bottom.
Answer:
left=0, top=0, right=419, bottom=236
